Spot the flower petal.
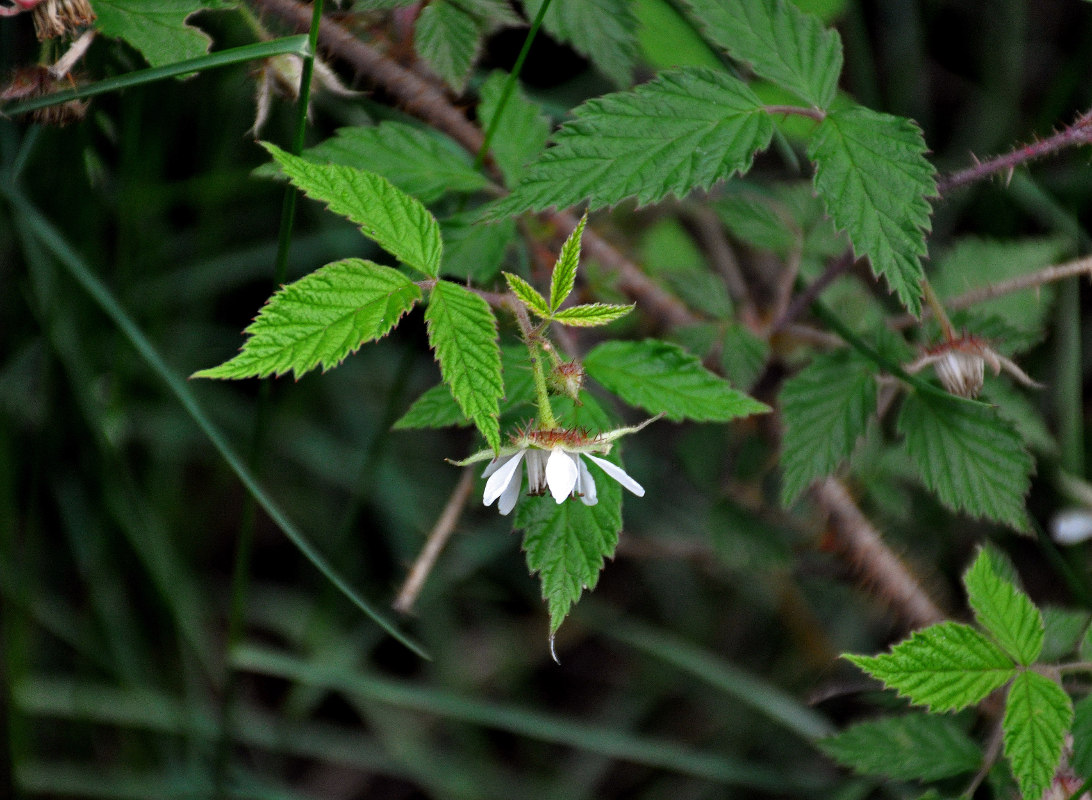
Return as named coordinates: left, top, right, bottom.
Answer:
left=584, top=453, right=645, bottom=497
left=483, top=450, right=525, bottom=507
left=545, top=447, right=579, bottom=503
left=497, top=465, right=523, bottom=515
left=576, top=456, right=598, bottom=506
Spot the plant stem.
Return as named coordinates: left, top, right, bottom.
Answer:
left=921, top=279, right=955, bottom=340
left=511, top=302, right=558, bottom=428
left=473, top=0, right=554, bottom=171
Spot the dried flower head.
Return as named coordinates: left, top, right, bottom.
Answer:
left=31, top=0, right=94, bottom=40
left=905, top=333, right=1041, bottom=399
left=1, top=66, right=88, bottom=126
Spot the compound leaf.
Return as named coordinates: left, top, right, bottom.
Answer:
left=963, top=546, right=1044, bottom=666
left=808, top=106, right=936, bottom=316
left=264, top=143, right=443, bottom=277
left=1003, top=671, right=1072, bottom=800
left=682, top=0, right=842, bottom=108
left=818, top=713, right=982, bottom=781
left=193, top=259, right=420, bottom=380
left=846, top=621, right=1015, bottom=712
left=898, top=390, right=1033, bottom=532
left=488, top=67, right=774, bottom=216
left=585, top=339, right=770, bottom=422
left=424, top=280, right=503, bottom=451
left=779, top=350, right=877, bottom=505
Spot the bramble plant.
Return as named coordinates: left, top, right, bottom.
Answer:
left=9, top=0, right=1092, bottom=797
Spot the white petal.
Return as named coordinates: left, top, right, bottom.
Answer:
left=545, top=447, right=579, bottom=503
left=525, top=449, right=548, bottom=494
left=576, top=456, right=598, bottom=506
left=584, top=453, right=645, bottom=497
left=483, top=450, right=525, bottom=507
left=1052, top=509, right=1092, bottom=545
left=497, top=466, right=523, bottom=515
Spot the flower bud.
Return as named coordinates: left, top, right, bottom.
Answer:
left=549, top=359, right=585, bottom=400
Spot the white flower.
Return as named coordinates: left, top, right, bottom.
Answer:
left=481, top=445, right=644, bottom=515
left=451, top=417, right=659, bottom=516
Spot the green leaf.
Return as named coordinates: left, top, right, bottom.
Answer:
left=259, top=123, right=488, bottom=204
left=424, top=281, right=504, bottom=451
left=807, top=106, right=936, bottom=316
left=1040, top=606, right=1091, bottom=662
left=523, top=0, right=638, bottom=87
left=478, top=71, right=551, bottom=187
left=94, top=0, right=226, bottom=67
left=263, top=142, right=443, bottom=277
left=503, top=272, right=552, bottom=319
left=193, top=259, right=420, bottom=380
left=415, top=0, right=480, bottom=92
left=585, top=339, right=770, bottom=422
left=1002, top=671, right=1072, bottom=800
left=818, top=713, right=982, bottom=781
left=439, top=212, right=516, bottom=283
left=487, top=67, right=774, bottom=216
left=898, top=390, right=1033, bottom=532
left=1072, top=695, right=1092, bottom=782
left=779, top=350, right=877, bottom=505
left=682, top=0, right=842, bottom=108
left=514, top=459, right=624, bottom=634
left=963, top=546, right=1044, bottom=666
left=551, top=303, right=635, bottom=327
left=846, top=621, right=1015, bottom=712
left=550, top=212, right=587, bottom=312
left=719, top=322, right=769, bottom=391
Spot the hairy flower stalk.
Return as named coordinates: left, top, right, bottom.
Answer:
left=451, top=419, right=659, bottom=515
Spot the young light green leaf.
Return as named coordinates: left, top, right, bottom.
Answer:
left=192, top=259, right=420, bottom=380
left=808, top=106, right=936, bottom=316
left=818, top=713, right=982, bottom=781
left=898, top=390, right=1033, bottom=532
left=503, top=272, right=552, bottom=319
left=478, top=71, right=551, bottom=187
left=258, top=123, right=488, bottom=203
left=585, top=339, right=770, bottom=422
left=523, top=0, right=638, bottom=87
left=1003, top=671, right=1072, bottom=800
left=682, top=0, right=842, bottom=108
left=550, top=212, right=587, bottom=312
left=486, top=67, right=774, bottom=216
left=963, top=546, right=1044, bottom=666
left=514, top=459, right=624, bottom=635
left=94, top=0, right=225, bottom=67
left=779, top=350, right=877, bottom=505
left=263, top=142, right=443, bottom=277
left=415, top=0, right=480, bottom=92
left=424, top=280, right=503, bottom=451
left=550, top=303, right=635, bottom=327
left=846, top=621, right=1015, bottom=712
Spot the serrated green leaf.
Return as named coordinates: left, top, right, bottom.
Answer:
left=551, top=303, right=634, bottom=327
left=456, top=0, right=522, bottom=27
left=808, top=106, right=936, bottom=316
left=779, top=350, right=877, bottom=505
left=682, top=0, right=842, bottom=108
left=259, top=123, right=488, bottom=204
left=550, top=212, right=586, bottom=312
left=415, top=0, right=481, bottom=92
left=846, top=621, right=1015, bottom=712
left=719, top=322, right=769, bottom=391
left=193, top=259, right=420, bottom=380
left=1040, top=606, right=1091, bottom=662
left=585, top=339, right=770, bottom=422
left=487, top=67, right=774, bottom=216
left=424, top=281, right=503, bottom=450
left=439, top=212, right=516, bottom=283
left=818, top=713, right=982, bottom=781
left=1003, top=671, right=1072, bottom=800
left=963, top=546, right=1044, bottom=666
left=1072, top=695, right=1092, bottom=782
left=94, top=0, right=225, bottom=67
left=478, top=71, right=551, bottom=187
left=523, top=0, right=638, bottom=87
left=514, top=460, right=623, bottom=634
left=263, top=143, right=443, bottom=277
left=898, top=390, right=1033, bottom=532
left=503, top=272, right=552, bottom=318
